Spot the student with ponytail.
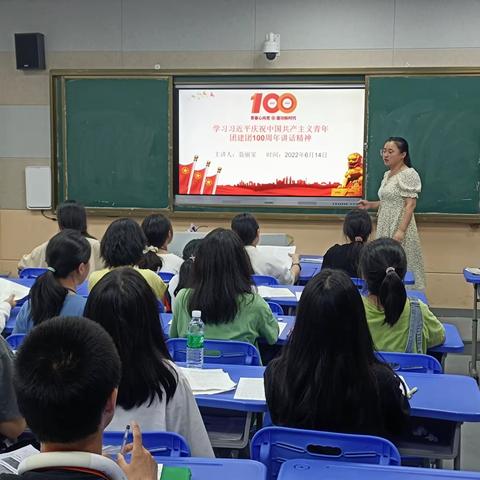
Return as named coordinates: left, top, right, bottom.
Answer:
left=322, top=209, right=372, bottom=277
left=360, top=238, right=444, bottom=353
left=13, top=230, right=91, bottom=334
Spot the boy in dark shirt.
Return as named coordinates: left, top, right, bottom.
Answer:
left=0, top=316, right=157, bottom=480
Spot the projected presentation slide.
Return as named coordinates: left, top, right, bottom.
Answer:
left=177, top=87, right=365, bottom=199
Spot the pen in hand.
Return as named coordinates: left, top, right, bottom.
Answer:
left=120, top=424, right=131, bottom=454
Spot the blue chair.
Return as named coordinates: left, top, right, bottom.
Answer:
left=19, top=268, right=48, bottom=279
left=157, top=300, right=165, bottom=314
left=103, top=431, right=190, bottom=457
left=376, top=351, right=443, bottom=374
left=267, top=302, right=283, bottom=315
left=5, top=334, right=26, bottom=351
left=252, top=275, right=279, bottom=286
left=251, top=426, right=401, bottom=480
left=166, top=338, right=261, bottom=366
left=4, top=306, right=21, bottom=336
left=158, top=271, right=175, bottom=283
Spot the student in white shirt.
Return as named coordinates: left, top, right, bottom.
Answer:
left=138, top=214, right=183, bottom=274
left=84, top=267, right=214, bottom=458
left=18, top=200, right=104, bottom=273
left=0, top=295, right=15, bottom=334
left=231, top=213, right=301, bottom=285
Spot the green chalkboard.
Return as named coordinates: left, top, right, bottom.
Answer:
left=57, top=77, right=171, bottom=209
left=366, top=75, right=480, bottom=214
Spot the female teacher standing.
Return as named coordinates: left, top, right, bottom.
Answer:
left=359, top=137, right=425, bottom=289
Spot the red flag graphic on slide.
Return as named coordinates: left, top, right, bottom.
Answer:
left=203, top=174, right=217, bottom=195
left=179, top=163, right=194, bottom=194
left=189, top=168, right=206, bottom=194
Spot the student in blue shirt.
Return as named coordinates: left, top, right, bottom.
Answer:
left=14, top=230, right=90, bottom=334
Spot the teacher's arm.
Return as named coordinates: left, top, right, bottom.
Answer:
left=358, top=200, right=380, bottom=210
left=393, top=197, right=416, bottom=242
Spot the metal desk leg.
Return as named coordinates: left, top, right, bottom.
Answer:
left=454, top=430, right=461, bottom=470
left=471, top=284, right=479, bottom=381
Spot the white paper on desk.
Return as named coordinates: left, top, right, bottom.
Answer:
left=0, top=278, right=30, bottom=302
left=466, top=267, right=480, bottom=275
left=257, top=286, right=295, bottom=299
left=295, top=291, right=302, bottom=301
left=256, top=245, right=296, bottom=269
left=277, top=321, right=287, bottom=336
left=179, top=367, right=236, bottom=395
left=157, top=464, right=163, bottom=480
left=234, top=378, right=266, bottom=402
left=0, top=445, right=39, bottom=473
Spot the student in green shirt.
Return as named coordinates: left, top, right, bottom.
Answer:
left=360, top=238, right=445, bottom=354
left=170, top=228, right=279, bottom=346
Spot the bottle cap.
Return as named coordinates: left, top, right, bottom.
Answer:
left=192, top=310, right=202, bottom=317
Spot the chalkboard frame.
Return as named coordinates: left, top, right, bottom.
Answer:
left=50, top=68, right=480, bottom=223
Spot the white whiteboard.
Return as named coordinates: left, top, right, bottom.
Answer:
left=25, top=166, right=51, bottom=209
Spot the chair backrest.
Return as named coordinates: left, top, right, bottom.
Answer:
left=19, top=268, right=48, bottom=279
left=251, top=426, right=401, bottom=480
left=157, top=300, right=165, bottom=314
left=103, top=431, right=190, bottom=457
left=376, top=351, right=443, bottom=374
left=267, top=302, right=283, bottom=315
left=167, top=338, right=262, bottom=366
left=252, top=275, right=279, bottom=286
left=158, top=271, right=175, bottom=283
left=6, top=334, right=26, bottom=350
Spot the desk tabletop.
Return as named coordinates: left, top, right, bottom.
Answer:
left=463, top=268, right=480, bottom=284
left=429, top=323, right=464, bottom=353
left=157, top=457, right=266, bottom=480
left=187, top=363, right=480, bottom=422
left=277, top=459, right=480, bottom=480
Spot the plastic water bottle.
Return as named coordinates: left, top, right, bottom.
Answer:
left=186, top=310, right=204, bottom=368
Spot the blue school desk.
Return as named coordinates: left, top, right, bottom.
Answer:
left=429, top=324, right=464, bottom=354
left=156, top=457, right=266, bottom=480
left=462, top=269, right=480, bottom=381
left=299, top=256, right=415, bottom=285
left=184, top=363, right=480, bottom=422
left=277, top=459, right=480, bottom=480
left=161, top=314, right=295, bottom=345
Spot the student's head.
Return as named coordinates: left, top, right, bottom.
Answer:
left=382, top=137, right=411, bottom=168
left=100, top=218, right=147, bottom=268
left=231, top=213, right=259, bottom=246
left=14, top=316, right=121, bottom=444
left=84, top=267, right=177, bottom=410
left=342, top=209, right=372, bottom=276
left=360, top=238, right=407, bottom=326
left=174, top=239, right=202, bottom=297
left=188, top=228, right=253, bottom=324
left=57, top=200, right=92, bottom=237
left=137, top=214, right=173, bottom=271
left=269, top=269, right=386, bottom=432
left=30, top=229, right=91, bottom=326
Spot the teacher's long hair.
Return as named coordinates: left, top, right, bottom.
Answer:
left=386, top=137, right=412, bottom=167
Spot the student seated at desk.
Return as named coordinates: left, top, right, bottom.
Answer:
left=264, top=269, right=410, bottom=439
left=170, top=228, right=279, bottom=346
left=360, top=238, right=445, bottom=353
left=168, top=239, right=202, bottom=307
left=0, top=295, right=15, bottom=334
left=322, top=209, right=372, bottom=277
left=137, top=214, right=183, bottom=274
left=18, top=200, right=104, bottom=273
left=84, top=267, right=214, bottom=458
left=0, top=316, right=157, bottom=479
left=231, top=213, right=300, bottom=285
left=14, top=230, right=90, bottom=335
left=88, top=218, right=166, bottom=300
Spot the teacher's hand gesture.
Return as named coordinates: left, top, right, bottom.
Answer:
left=358, top=200, right=379, bottom=210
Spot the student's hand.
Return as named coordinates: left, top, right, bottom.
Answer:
left=393, top=230, right=405, bottom=243
left=117, top=422, right=157, bottom=480
left=357, top=199, right=370, bottom=210
left=6, top=295, right=16, bottom=308
left=289, top=253, right=300, bottom=265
